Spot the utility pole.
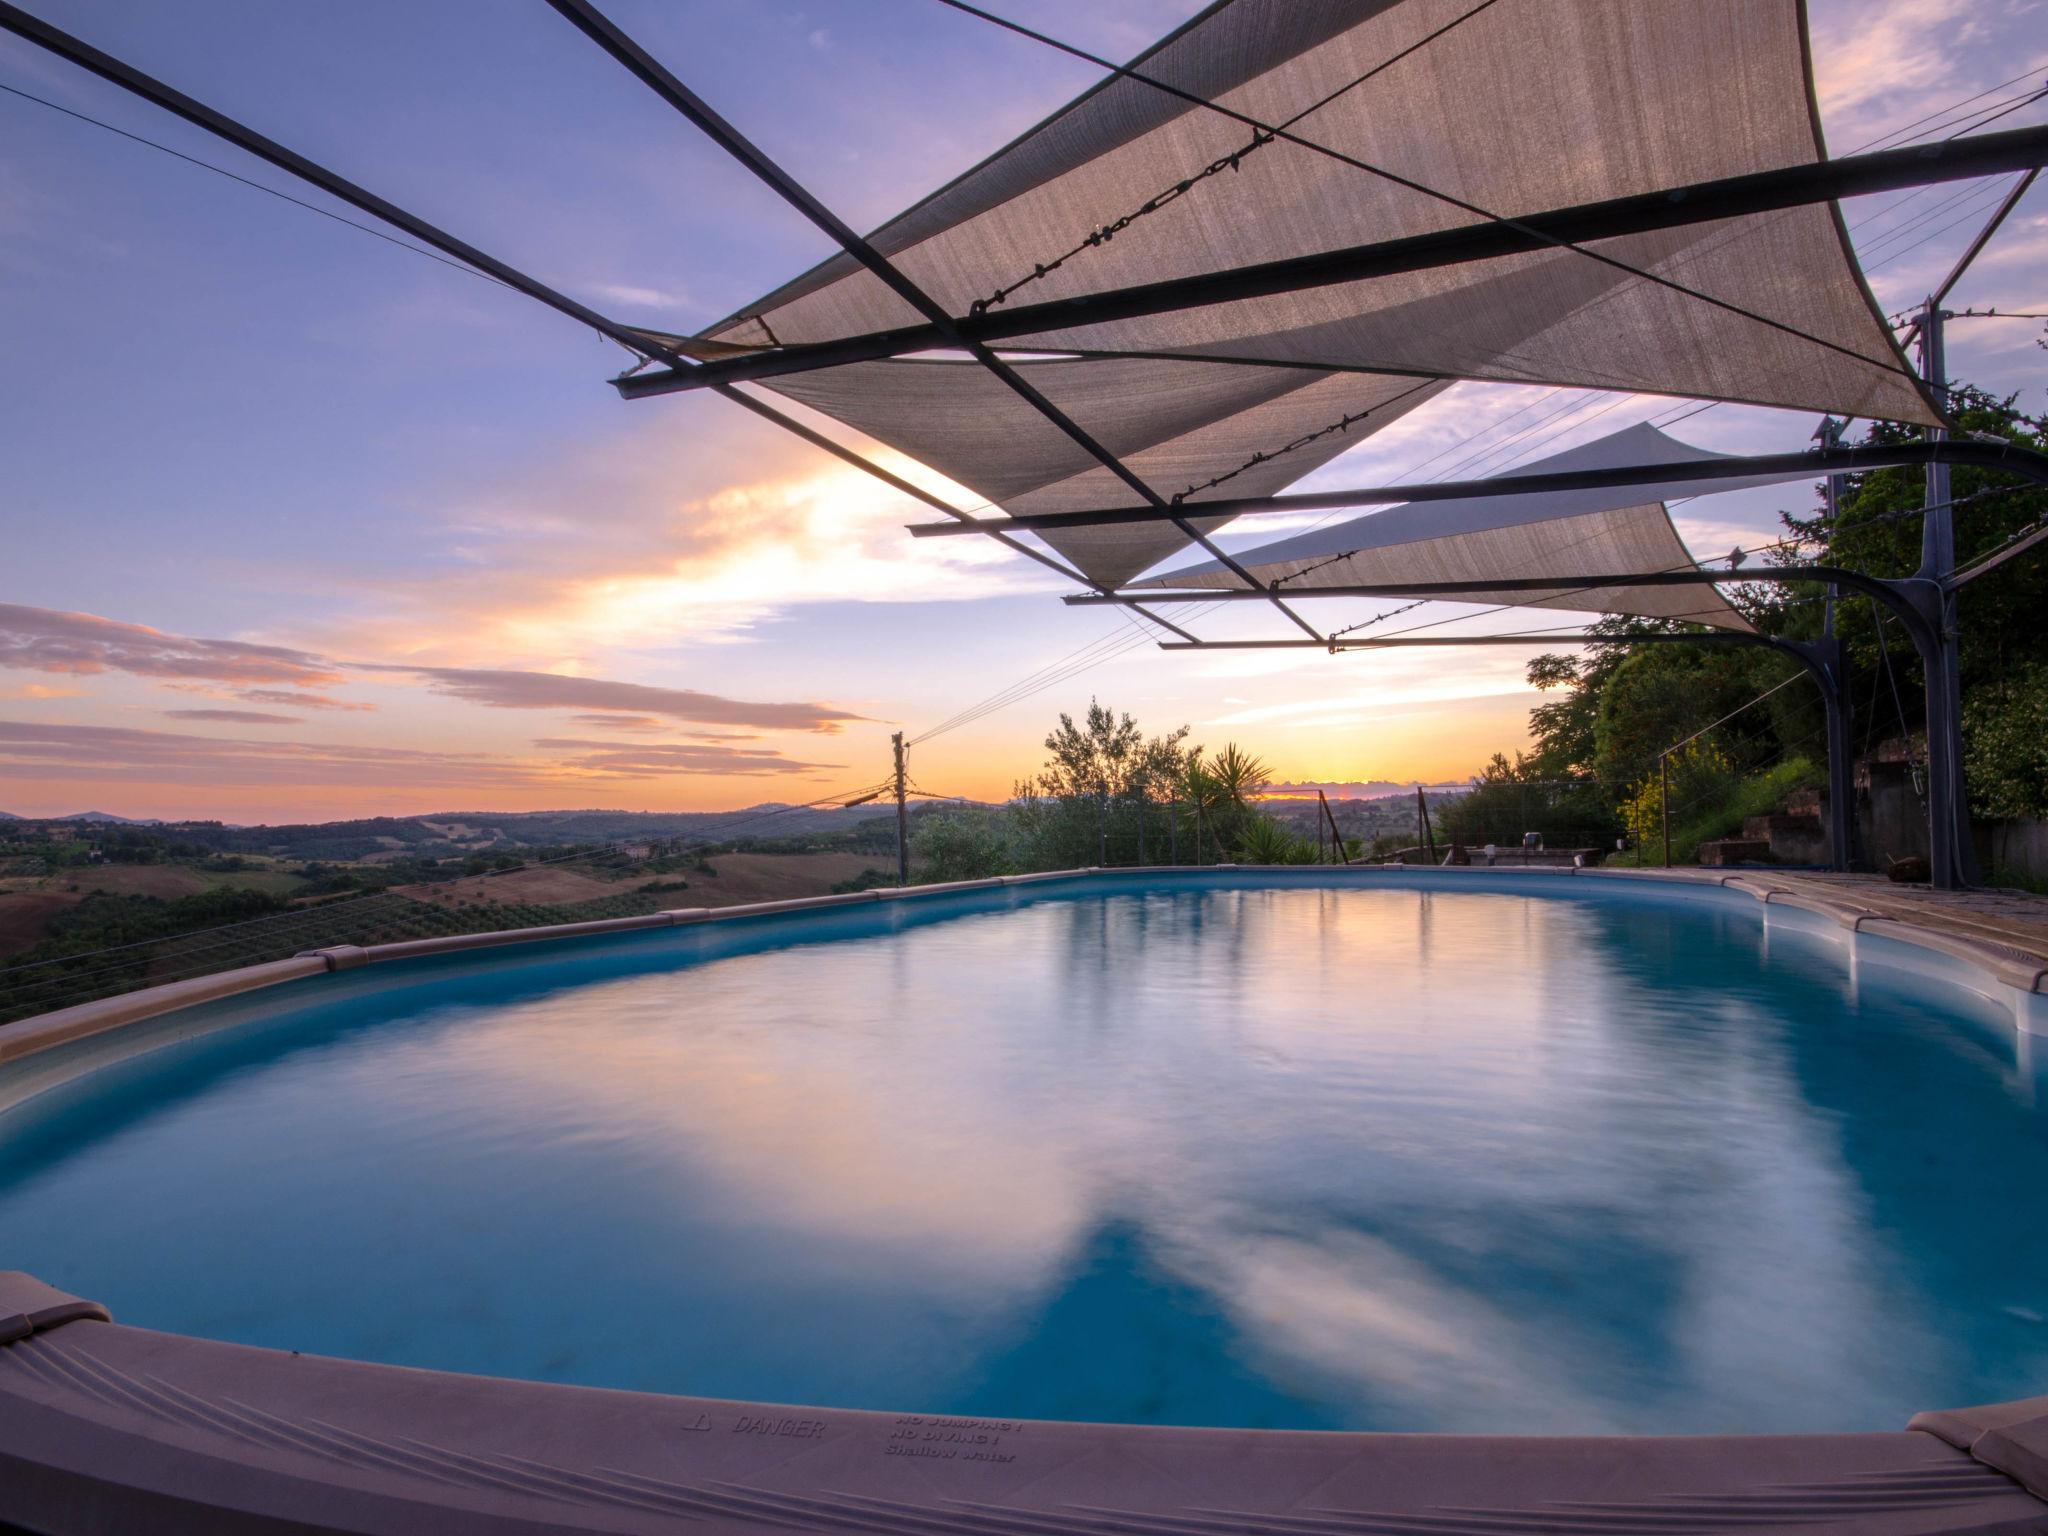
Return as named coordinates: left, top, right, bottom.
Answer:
left=891, top=731, right=909, bottom=886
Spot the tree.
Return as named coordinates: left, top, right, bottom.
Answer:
left=911, top=805, right=1016, bottom=881
left=1011, top=699, right=1197, bottom=868
left=1436, top=751, right=1622, bottom=850
left=1756, top=385, right=2048, bottom=815
left=1177, top=743, right=1270, bottom=858
left=1591, top=644, right=1793, bottom=786
left=1962, top=662, right=2048, bottom=822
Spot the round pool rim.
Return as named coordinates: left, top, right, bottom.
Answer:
left=3, top=864, right=2047, bottom=1536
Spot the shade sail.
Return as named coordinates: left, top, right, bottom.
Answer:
left=693, top=0, right=1933, bottom=586
left=769, top=356, right=1446, bottom=587
left=1133, top=422, right=1829, bottom=631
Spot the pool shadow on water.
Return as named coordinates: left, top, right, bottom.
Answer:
left=948, top=1219, right=1346, bottom=1430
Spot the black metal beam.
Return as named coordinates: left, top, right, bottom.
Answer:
left=546, top=0, right=1321, bottom=642
left=1156, top=631, right=1778, bottom=650
left=615, top=122, right=2048, bottom=400
left=1067, top=564, right=1889, bottom=604
left=915, top=439, right=2048, bottom=538
left=1933, top=168, right=2038, bottom=307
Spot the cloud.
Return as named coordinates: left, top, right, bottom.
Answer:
left=0, top=719, right=836, bottom=791
left=393, top=666, right=867, bottom=733
left=0, top=682, right=83, bottom=701
left=0, top=604, right=868, bottom=737
left=0, top=603, right=341, bottom=687
left=585, top=280, right=693, bottom=313
left=1809, top=0, right=1994, bottom=145
left=164, top=709, right=303, bottom=725
left=564, top=713, right=762, bottom=741
left=1205, top=675, right=1533, bottom=726
left=0, top=719, right=545, bottom=790
left=238, top=689, right=375, bottom=712
left=336, top=412, right=1041, bottom=659
left=529, top=739, right=842, bottom=777
left=567, top=712, right=669, bottom=733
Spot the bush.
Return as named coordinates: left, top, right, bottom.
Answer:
left=912, top=806, right=1017, bottom=881
left=1234, top=815, right=1317, bottom=864
left=1964, top=661, right=2048, bottom=821
left=1618, top=746, right=1817, bottom=865
left=1436, top=753, right=1621, bottom=850
left=831, top=867, right=896, bottom=894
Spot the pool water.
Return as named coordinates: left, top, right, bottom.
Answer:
left=2, top=877, right=2044, bottom=1434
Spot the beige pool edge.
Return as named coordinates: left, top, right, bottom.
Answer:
left=5, top=867, right=2048, bottom=1533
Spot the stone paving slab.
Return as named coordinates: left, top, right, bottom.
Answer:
left=1759, top=872, right=2048, bottom=961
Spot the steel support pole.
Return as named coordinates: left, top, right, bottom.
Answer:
left=1660, top=756, right=1671, bottom=868
left=1320, top=789, right=1351, bottom=865
left=941, top=443, right=2048, bottom=541
left=1815, top=418, right=1853, bottom=870
left=1801, top=635, right=1858, bottom=874
left=1917, top=300, right=1976, bottom=887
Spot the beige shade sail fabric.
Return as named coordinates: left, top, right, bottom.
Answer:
left=768, top=356, right=1446, bottom=587
left=693, top=0, right=1933, bottom=587
left=1133, top=422, right=1832, bottom=631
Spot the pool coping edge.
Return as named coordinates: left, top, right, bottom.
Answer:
left=2, top=863, right=2043, bottom=1073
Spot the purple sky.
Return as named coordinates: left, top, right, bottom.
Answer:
left=2, top=0, right=2044, bottom=820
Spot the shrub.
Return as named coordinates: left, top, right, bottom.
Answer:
left=1964, top=661, right=2048, bottom=821
left=911, top=806, right=1016, bottom=882
left=1234, top=815, right=1317, bottom=864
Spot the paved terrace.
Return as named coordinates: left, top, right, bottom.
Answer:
left=1741, top=871, right=2048, bottom=964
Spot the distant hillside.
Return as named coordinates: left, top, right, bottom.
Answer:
left=0, top=803, right=942, bottom=861
left=1265, top=780, right=1470, bottom=801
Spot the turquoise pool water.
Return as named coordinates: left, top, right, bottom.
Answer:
left=1, top=875, right=2043, bottom=1434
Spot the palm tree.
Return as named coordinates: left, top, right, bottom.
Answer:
left=1176, top=744, right=1270, bottom=861
left=1206, top=744, right=1271, bottom=810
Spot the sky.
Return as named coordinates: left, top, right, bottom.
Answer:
left=2, top=0, right=2045, bottom=823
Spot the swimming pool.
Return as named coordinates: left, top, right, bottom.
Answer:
left=2, top=871, right=2044, bottom=1440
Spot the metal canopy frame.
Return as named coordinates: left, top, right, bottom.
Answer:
left=613, top=124, right=2048, bottom=401
left=909, top=439, right=2048, bottom=538
left=0, top=0, right=1209, bottom=646
left=540, top=0, right=1325, bottom=645
left=1131, top=558, right=1963, bottom=887
left=1162, top=623, right=1859, bottom=873
left=6, top=0, right=2045, bottom=891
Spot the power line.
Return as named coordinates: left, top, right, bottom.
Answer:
left=1865, top=177, right=2039, bottom=274
left=0, top=78, right=516, bottom=292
